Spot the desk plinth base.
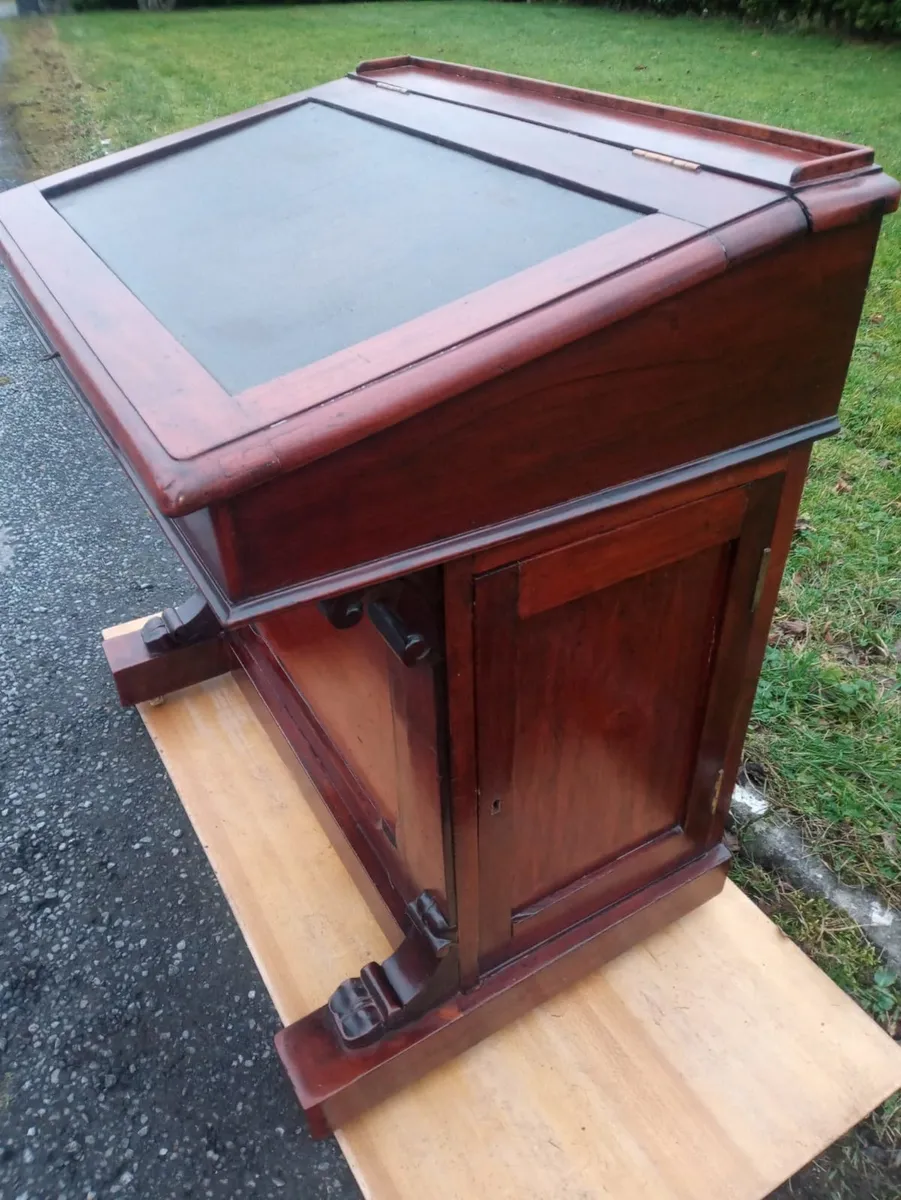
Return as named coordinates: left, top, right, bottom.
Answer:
left=275, top=848, right=727, bottom=1136
left=101, top=622, right=901, bottom=1200
left=101, top=611, right=730, bottom=1134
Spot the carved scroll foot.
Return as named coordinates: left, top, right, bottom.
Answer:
left=141, top=592, right=222, bottom=653
left=328, top=891, right=458, bottom=1049
left=104, top=592, right=232, bottom=707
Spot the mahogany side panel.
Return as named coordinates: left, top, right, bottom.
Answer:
left=224, top=219, right=880, bottom=598
left=232, top=670, right=403, bottom=949
left=229, top=626, right=414, bottom=930
left=236, top=583, right=451, bottom=921
left=276, top=845, right=729, bottom=1136
left=257, top=606, right=402, bottom=826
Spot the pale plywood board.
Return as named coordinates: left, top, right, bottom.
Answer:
left=104, top=621, right=901, bottom=1200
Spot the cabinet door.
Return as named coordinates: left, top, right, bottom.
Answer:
left=473, top=476, right=781, bottom=966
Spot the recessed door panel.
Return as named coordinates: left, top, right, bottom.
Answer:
left=508, top=543, right=728, bottom=911
left=473, top=478, right=781, bottom=964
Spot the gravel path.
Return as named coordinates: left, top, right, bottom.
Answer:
left=0, top=32, right=358, bottom=1200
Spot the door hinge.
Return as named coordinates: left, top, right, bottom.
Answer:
left=711, top=768, right=725, bottom=815
left=751, top=547, right=772, bottom=615
left=632, top=147, right=700, bottom=172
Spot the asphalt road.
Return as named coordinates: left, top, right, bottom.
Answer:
left=0, top=31, right=359, bottom=1200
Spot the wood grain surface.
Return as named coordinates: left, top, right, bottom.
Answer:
left=2, top=62, right=896, bottom=533
left=104, top=620, right=901, bottom=1200
left=354, top=56, right=873, bottom=184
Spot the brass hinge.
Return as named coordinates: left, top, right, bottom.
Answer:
left=632, top=148, right=700, bottom=172
left=711, top=768, right=725, bottom=815
left=751, top=547, right=772, bottom=615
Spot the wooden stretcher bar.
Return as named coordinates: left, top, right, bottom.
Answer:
left=104, top=619, right=901, bottom=1200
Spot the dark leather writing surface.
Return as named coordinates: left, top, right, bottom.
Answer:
left=51, top=103, right=639, bottom=395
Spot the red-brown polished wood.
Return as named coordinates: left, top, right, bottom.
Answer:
left=354, top=56, right=872, bottom=185
left=276, top=847, right=730, bottom=1136
left=6, top=59, right=896, bottom=1135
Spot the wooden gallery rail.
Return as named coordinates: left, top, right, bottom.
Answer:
left=1, top=57, right=897, bottom=1136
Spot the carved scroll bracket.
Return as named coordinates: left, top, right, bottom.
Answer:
left=142, top=592, right=222, bottom=653
left=328, top=891, right=458, bottom=1049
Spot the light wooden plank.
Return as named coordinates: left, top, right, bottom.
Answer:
left=104, top=621, right=901, bottom=1200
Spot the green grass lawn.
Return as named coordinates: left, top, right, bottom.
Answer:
left=38, top=1, right=901, bottom=910
left=5, top=6, right=900, bottom=1193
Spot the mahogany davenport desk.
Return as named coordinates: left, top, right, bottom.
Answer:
left=2, top=58, right=897, bottom=1134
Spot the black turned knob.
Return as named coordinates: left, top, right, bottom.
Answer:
left=366, top=599, right=431, bottom=667
left=318, top=593, right=365, bottom=630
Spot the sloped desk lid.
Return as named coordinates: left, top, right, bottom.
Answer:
left=49, top=102, right=642, bottom=397
left=0, top=60, right=896, bottom=516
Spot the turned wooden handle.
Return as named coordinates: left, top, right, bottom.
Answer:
left=366, top=599, right=431, bottom=667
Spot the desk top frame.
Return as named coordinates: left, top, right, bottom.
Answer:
left=0, top=58, right=895, bottom=517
